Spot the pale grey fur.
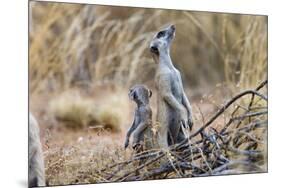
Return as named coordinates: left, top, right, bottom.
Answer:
left=29, top=113, right=45, bottom=187
left=150, top=25, right=193, bottom=148
left=124, top=85, right=154, bottom=152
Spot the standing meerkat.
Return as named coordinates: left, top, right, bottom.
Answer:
left=124, top=85, right=154, bottom=152
left=29, top=113, right=45, bottom=187
left=150, top=24, right=193, bottom=148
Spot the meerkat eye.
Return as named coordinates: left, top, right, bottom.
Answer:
left=157, top=31, right=165, bottom=38
left=133, top=92, right=137, bottom=100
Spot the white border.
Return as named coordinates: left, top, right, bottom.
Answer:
left=0, top=0, right=280, bottom=188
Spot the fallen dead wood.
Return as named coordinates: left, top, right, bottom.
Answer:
left=95, top=80, right=268, bottom=182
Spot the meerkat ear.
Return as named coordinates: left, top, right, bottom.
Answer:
left=149, top=90, right=152, bottom=98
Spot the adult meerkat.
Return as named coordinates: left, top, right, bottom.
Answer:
left=150, top=24, right=193, bottom=148
left=29, top=113, right=45, bottom=187
left=124, top=85, right=154, bottom=152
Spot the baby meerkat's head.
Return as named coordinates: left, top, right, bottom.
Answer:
left=149, top=24, right=176, bottom=57
left=128, top=85, right=152, bottom=106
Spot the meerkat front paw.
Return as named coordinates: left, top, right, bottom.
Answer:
left=187, top=115, right=193, bottom=131
left=124, top=139, right=129, bottom=149
left=179, top=107, right=188, bottom=128
left=132, top=143, right=143, bottom=152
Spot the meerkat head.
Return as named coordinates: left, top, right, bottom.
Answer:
left=149, top=24, right=176, bottom=58
left=128, top=85, right=152, bottom=106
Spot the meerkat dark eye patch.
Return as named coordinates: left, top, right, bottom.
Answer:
left=157, top=31, right=165, bottom=38
left=150, top=45, right=159, bottom=55
left=129, top=89, right=136, bottom=100
left=133, top=91, right=137, bottom=100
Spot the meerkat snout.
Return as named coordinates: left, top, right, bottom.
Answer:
left=170, top=24, right=175, bottom=30
left=167, top=24, right=176, bottom=39
left=169, top=24, right=175, bottom=32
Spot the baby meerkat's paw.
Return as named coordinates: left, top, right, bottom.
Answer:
left=124, top=139, right=129, bottom=149
left=132, top=142, right=143, bottom=152
left=132, top=143, right=140, bottom=151
left=187, top=115, right=193, bottom=131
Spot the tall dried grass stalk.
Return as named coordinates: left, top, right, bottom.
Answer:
left=29, top=2, right=267, bottom=95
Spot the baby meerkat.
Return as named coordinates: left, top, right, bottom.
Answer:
left=124, top=84, right=154, bottom=152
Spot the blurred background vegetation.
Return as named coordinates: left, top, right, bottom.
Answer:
left=29, top=2, right=267, bottom=185
left=29, top=1, right=267, bottom=132
left=29, top=1, right=267, bottom=131
left=30, top=1, right=267, bottom=130
left=29, top=1, right=267, bottom=130
left=29, top=1, right=267, bottom=93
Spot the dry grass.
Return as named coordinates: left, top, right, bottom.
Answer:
left=44, top=129, right=129, bottom=185
left=29, top=2, right=267, bottom=95
left=48, top=88, right=128, bottom=132
left=183, top=12, right=267, bottom=91
left=222, top=16, right=267, bottom=91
